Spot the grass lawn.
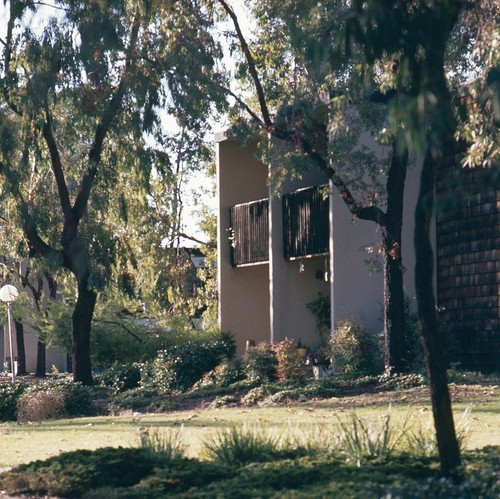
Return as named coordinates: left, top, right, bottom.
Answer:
left=1, top=383, right=498, bottom=468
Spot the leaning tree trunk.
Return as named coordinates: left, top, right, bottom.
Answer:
left=415, top=148, right=461, bottom=476
left=382, top=143, right=409, bottom=373
left=71, top=278, right=97, bottom=385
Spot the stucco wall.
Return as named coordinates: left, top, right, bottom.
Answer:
left=2, top=322, right=67, bottom=374
left=269, top=169, right=331, bottom=349
left=217, top=136, right=271, bottom=353
left=217, top=131, right=423, bottom=354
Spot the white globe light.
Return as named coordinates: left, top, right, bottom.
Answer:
left=0, top=285, right=19, bottom=303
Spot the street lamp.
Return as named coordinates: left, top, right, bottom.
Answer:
left=0, top=284, right=19, bottom=383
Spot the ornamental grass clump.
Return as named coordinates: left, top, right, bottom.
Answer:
left=202, top=424, right=295, bottom=465
left=334, top=411, right=407, bottom=461
left=404, top=406, right=473, bottom=457
left=138, top=427, right=187, bottom=460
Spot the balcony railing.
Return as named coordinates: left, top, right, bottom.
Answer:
left=230, top=199, right=269, bottom=266
left=282, top=185, right=329, bottom=260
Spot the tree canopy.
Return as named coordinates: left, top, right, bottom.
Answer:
left=0, top=0, right=226, bottom=384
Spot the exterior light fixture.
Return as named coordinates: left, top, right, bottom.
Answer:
left=0, top=284, right=19, bottom=383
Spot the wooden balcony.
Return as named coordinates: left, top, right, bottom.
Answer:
left=230, top=199, right=269, bottom=266
left=229, top=185, right=329, bottom=266
left=282, top=185, right=329, bottom=260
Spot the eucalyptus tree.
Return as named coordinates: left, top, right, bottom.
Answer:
left=344, top=0, right=498, bottom=477
left=218, top=0, right=497, bottom=476
left=218, top=0, right=410, bottom=372
left=0, top=0, right=226, bottom=384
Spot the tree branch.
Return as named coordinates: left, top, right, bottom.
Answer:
left=0, top=160, right=58, bottom=259
left=42, top=106, right=72, bottom=221
left=95, top=319, right=144, bottom=342
left=73, top=8, right=142, bottom=222
left=219, top=0, right=386, bottom=227
left=178, top=232, right=208, bottom=246
left=1, top=1, right=21, bottom=115
left=217, top=0, right=273, bottom=128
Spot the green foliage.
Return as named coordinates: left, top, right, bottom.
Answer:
left=240, top=385, right=273, bottom=406
left=16, top=381, right=97, bottom=421
left=209, top=394, right=240, bottom=409
left=21, top=297, right=73, bottom=353
left=0, top=383, right=26, bottom=422
left=0, top=447, right=169, bottom=497
left=138, top=353, right=180, bottom=395
left=139, top=330, right=236, bottom=393
left=331, top=320, right=383, bottom=375
left=377, top=371, right=426, bottom=391
left=192, top=358, right=244, bottom=389
left=242, top=342, right=278, bottom=383
left=109, top=387, right=166, bottom=412
left=96, top=364, right=142, bottom=395
left=0, top=425, right=497, bottom=497
left=0, top=0, right=228, bottom=384
left=89, top=319, right=147, bottom=369
left=306, top=293, right=331, bottom=344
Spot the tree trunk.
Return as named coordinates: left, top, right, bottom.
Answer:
left=415, top=149, right=461, bottom=476
left=35, top=340, right=46, bottom=377
left=382, top=143, right=408, bottom=373
left=14, top=320, right=27, bottom=375
left=71, top=279, right=97, bottom=385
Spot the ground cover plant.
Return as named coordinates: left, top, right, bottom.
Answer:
left=0, top=434, right=498, bottom=497
left=0, top=338, right=498, bottom=497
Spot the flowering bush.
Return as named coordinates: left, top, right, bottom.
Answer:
left=272, top=339, right=309, bottom=381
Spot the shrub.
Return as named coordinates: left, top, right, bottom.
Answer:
left=377, top=371, right=426, bottom=390
left=90, top=323, right=147, bottom=368
left=306, top=293, right=331, bottom=344
left=0, top=383, right=26, bottom=421
left=109, top=387, right=166, bottom=412
left=16, top=381, right=97, bottom=421
left=241, top=385, right=273, bottom=406
left=192, top=358, right=244, bottom=389
left=242, top=342, right=278, bottom=383
left=0, top=447, right=167, bottom=497
left=330, top=320, right=383, bottom=375
left=401, top=297, right=424, bottom=371
left=96, top=363, right=141, bottom=394
left=17, top=389, right=66, bottom=421
left=209, top=395, right=240, bottom=408
left=139, top=331, right=236, bottom=393
left=272, top=339, right=309, bottom=381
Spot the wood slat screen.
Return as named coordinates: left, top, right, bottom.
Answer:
left=230, top=199, right=269, bottom=266
left=282, top=185, right=329, bottom=260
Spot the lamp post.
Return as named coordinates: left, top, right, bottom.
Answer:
left=0, top=284, right=19, bottom=383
